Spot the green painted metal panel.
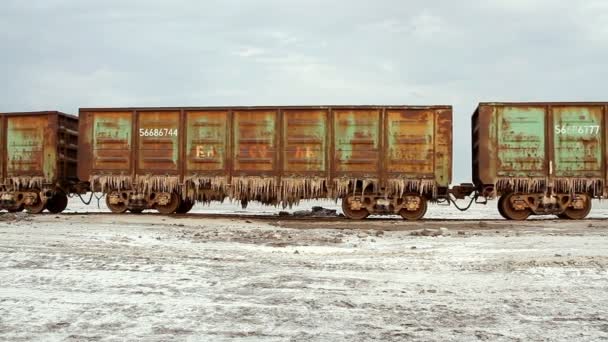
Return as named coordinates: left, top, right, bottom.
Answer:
left=6, top=116, right=55, bottom=179
left=185, top=111, right=227, bottom=173
left=137, top=111, right=180, bottom=172
left=92, top=112, right=132, bottom=171
left=386, top=110, right=434, bottom=175
left=334, top=110, right=380, bottom=173
left=497, top=106, right=546, bottom=177
left=552, top=106, right=603, bottom=177
left=234, top=111, right=276, bottom=172
left=283, top=110, right=327, bottom=173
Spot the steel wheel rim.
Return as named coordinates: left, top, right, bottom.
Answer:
left=561, top=194, right=591, bottom=220
left=105, top=192, right=128, bottom=213
left=497, top=195, right=511, bottom=220
left=500, top=193, right=530, bottom=220
left=155, top=193, right=181, bottom=214
left=399, top=194, right=427, bottom=221
left=24, top=190, right=46, bottom=214
left=341, top=197, right=369, bottom=220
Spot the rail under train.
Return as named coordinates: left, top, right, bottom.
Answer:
left=1, top=102, right=606, bottom=220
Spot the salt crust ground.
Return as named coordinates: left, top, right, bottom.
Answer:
left=0, top=199, right=607, bottom=341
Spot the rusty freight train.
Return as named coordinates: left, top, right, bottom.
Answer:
left=1, top=102, right=605, bottom=220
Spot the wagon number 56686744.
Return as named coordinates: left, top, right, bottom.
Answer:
left=139, top=128, right=179, bottom=137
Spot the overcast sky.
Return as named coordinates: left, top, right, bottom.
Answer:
left=1, top=0, right=607, bottom=182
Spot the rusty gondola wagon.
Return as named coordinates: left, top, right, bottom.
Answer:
left=0, top=111, right=80, bottom=213
left=472, top=102, right=608, bottom=220
left=78, top=106, right=454, bottom=219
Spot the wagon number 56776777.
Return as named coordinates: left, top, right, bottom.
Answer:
left=554, top=125, right=600, bottom=135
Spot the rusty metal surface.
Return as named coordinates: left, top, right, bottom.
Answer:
left=472, top=102, right=608, bottom=197
left=137, top=111, right=180, bottom=173
left=386, top=108, right=452, bottom=186
left=233, top=110, right=277, bottom=174
left=78, top=111, right=132, bottom=177
left=1, top=111, right=78, bottom=186
left=282, top=109, right=327, bottom=175
left=333, top=109, right=380, bottom=175
left=79, top=106, right=452, bottom=201
left=185, top=110, right=228, bottom=176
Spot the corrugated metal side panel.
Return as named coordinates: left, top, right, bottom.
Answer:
left=386, top=109, right=434, bottom=176
left=136, top=111, right=180, bottom=174
left=496, top=106, right=547, bottom=177
left=6, top=115, right=56, bottom=180
left=333, top=109, right=380, bottom=176
left=282, top=109, right=327, bottom=175
left=185, top=110, right=228, bottom=175
left=552, top=105, right=603, bottom=177
left=233, top=110, right=277, bottom=174
left=435, top=108, right=452, bottom=186
left=91, top=112, right=132, bottom=173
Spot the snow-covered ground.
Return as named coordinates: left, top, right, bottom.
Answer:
left=0, top=211, right=607, bottom=341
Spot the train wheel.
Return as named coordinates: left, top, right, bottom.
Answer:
left=560, top=194, right=591, bottom=220
left=399, top=194, right=428, bottom=221
left=106, top=192, right=128, bottom=214
left=341, top=197, right=369, bottom=220
left=25, top=191, right=46, bottom=214
left=175, top=199, right=194, bottom=214
left=497, top=196, right=510, bottom=220
left=155, top=193, right=181, bottom=214
left=46, top=192, right=68, bottom=214
left=499, top=193, right=530, bottom=220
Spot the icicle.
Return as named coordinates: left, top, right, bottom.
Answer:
left=230, top=176, right=277, bottom=203
left=133, top=175, right=180, bottom=195
left=89, top=175, right=133, bottom=193
left=182, top=175, right=228, bottom=202
left=387, top=178, right=438, bottom=198
left=278, top=177, right=327, bottom=207
left=496, top=177, right=603, bottom=197
left=7, top=176, right=48, bottom=191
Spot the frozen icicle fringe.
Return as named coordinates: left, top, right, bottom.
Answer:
left=230, top=176, right=276, bottom=202
left=331, top=178, right=379, bottom=199
left=89, top=175, right=133, bottom=193
left=183, top=176, right=228, bottom=202
left=9, top=176, right=47, bottom=191
left=134, top=175, right=180, bottom=194
left=387, top=178, right=437, bottom=198
left=496, top=177, right=603, bottom=196
left=553, top=177, right=603, bottom=196
left=279, top=177, right=327, bottom=207
left=496, top=177, right=546, bottom=193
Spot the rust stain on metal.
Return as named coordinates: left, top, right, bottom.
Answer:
left=472, top=102, right=608, bottom=198
left=1, top=111, right=78, bottom=213
left=1, top=111, right=78, bottom=185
